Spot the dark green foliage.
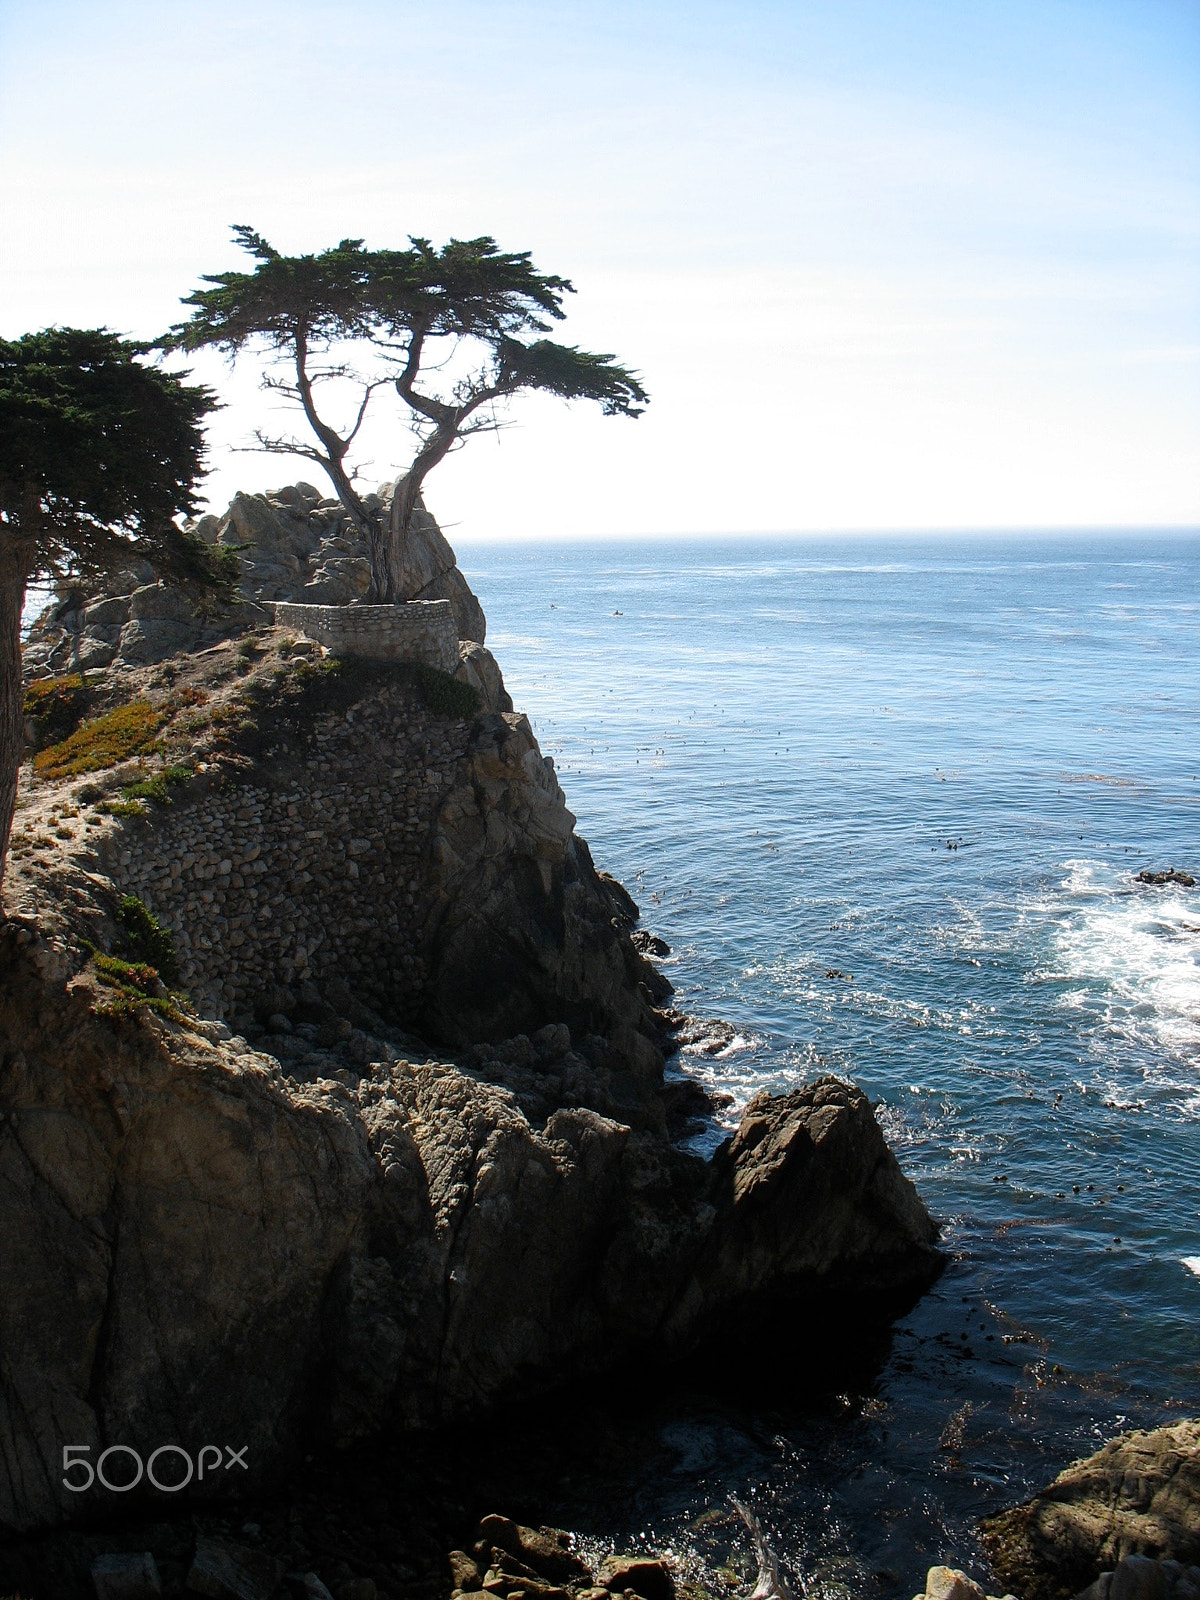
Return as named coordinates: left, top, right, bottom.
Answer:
left=0, top=327, right=231, bottom=596
left=493, top=336, right=649, bottom=416
left=121, top=765, right=192, bottom=806
left=116, top=894, right=180, bottom=986
left=92, top=951, right=185, bottom=1021
left=22, top=673, right=93, bottom=747
left=169, top=227, right=619, bottom=375
left=413, top=663, right=481, bottom=720
left=94, top=952, right=162, bottom=994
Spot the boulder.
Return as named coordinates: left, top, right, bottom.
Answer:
left=911, top=1569, right=1015, bottom=1600
left=115, top=618, right=199, bottom=664
left=682, top=1077, right=944, bottom=1322
left=83, top=595, right=133, bottom=628
left=456, top=641, right=513, bottom=712
left=449, top=1550, right=484, bottom=1591
left=129, top=583, right=197, bottom=624
left=190, top=513, right=223, bottom=544
left=302, top=555, right=372, bottom=605
left=919, top=1569, right=986, bottom=1600
left=1074, top=1555, right=1200, bottom=1600
left=219, top=492, right=312, bottom=560
left=77, top=635, right=120, bottom=670
left=91, top=1552, right=163, bottom=1599
left=185, top=1536, right=284, bottom=1599
left=414, top=563, right=487, bottom=643
left=980, top=1420, right=1200, bottom=1600
left=477, top=1515, right=591, bottom=1584
left=596, top=1557, right=674, bottom=1600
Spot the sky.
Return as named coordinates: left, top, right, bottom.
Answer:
left=1, top=0, right=1198, bottom=539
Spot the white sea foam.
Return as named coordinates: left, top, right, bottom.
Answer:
left=1040, top=861, right=1200, bottom=1105
left=1182, top=1258, right=1200, bottom=1278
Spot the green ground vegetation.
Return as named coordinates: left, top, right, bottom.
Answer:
left=34, top=700, right=165, bottom=778
left=413, top=663, right=481, bottom=720
left=116, top=893, right=180, bottom=986
left=22, top=673, right=93, bottom=747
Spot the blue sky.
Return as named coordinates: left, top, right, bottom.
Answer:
left=1, top=0, right=1197, bottom=536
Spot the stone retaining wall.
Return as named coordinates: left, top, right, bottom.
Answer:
left=272, top=599, right=459, bottom=672
left=109, top=683, right=472, bottom=1023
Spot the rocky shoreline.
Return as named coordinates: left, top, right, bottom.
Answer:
left=0, top=487, right=952, bottom=1597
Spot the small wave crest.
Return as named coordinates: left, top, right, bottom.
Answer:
left=1039, top=860, right=1200, bottom=1105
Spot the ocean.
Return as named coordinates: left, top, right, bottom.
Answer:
left=457, top=531, right=1200, bottom=1597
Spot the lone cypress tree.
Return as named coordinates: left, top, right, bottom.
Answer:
left=166, top=226, right=648, bottom=601
left=0, top=327, right=235, bottom=890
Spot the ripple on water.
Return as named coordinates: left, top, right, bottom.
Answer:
left=459, top=533, right=1200, bottom=1598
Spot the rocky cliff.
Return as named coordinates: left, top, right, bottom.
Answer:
left=22, top=482, right=485, bottom=677
left=1, top=490, right=944, bottom=1541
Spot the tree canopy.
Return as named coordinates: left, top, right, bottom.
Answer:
left=0, top=326, right=234, bottom=892
left=165, top=226, right=649, bottom=600
left=0, top=326, right=232, bottom=594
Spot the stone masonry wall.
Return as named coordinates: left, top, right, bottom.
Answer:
left=107, top=682, right=472, bottom=1024
left=271, top=599, right=459, bottom=672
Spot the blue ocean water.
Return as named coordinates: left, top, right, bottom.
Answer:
left=458, top=532, right=1200, bottom=1596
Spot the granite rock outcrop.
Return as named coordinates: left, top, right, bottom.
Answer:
left=0, top=899, right=942, bottom=1534
left=980, top=1419, right=1200, bottom=1600
left=22, top=481, right=485, bottom=677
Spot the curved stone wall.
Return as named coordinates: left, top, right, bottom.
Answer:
left=271, top=599, right=459, bottom=671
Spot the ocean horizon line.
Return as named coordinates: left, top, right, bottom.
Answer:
left=453, top=522, right=1200, bottom=549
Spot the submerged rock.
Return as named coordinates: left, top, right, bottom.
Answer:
left=1073, top=1554, right=1200, bottom=1600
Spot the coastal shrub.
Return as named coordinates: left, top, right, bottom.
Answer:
left=94, top=952, right=161, bottom=994
left=34, top=700, right=165, bottom=778
left=98, top=799, right=147, bottom=817
left=413, top=663, right=481, bottom=720
left=293, top=655, right=343, bottom=685
left=84, top=936, right=187, bottom=1023
left=189, top=544, right=243, bottom=620
left=23, top=673, right=92, bottom=747
left=206, top=700, right=258, bottom=744
left=92, top=951, right=185, bottom=1022
left=121, top=765, right=192, bottom=806
left=167, top=685, right=208, bottom=710
left=116, top=893, right=180, bottom=985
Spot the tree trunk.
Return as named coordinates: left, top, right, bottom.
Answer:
left=383, top=474, right=416, bottom=603
left=383, top=423, right=460, bottom=603
left=0, top=543, right=32, bottom=901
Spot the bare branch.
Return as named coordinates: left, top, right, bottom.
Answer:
left=248, top=430, right=330, bottom=466
left=344, top=377, right=392, bottom=450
